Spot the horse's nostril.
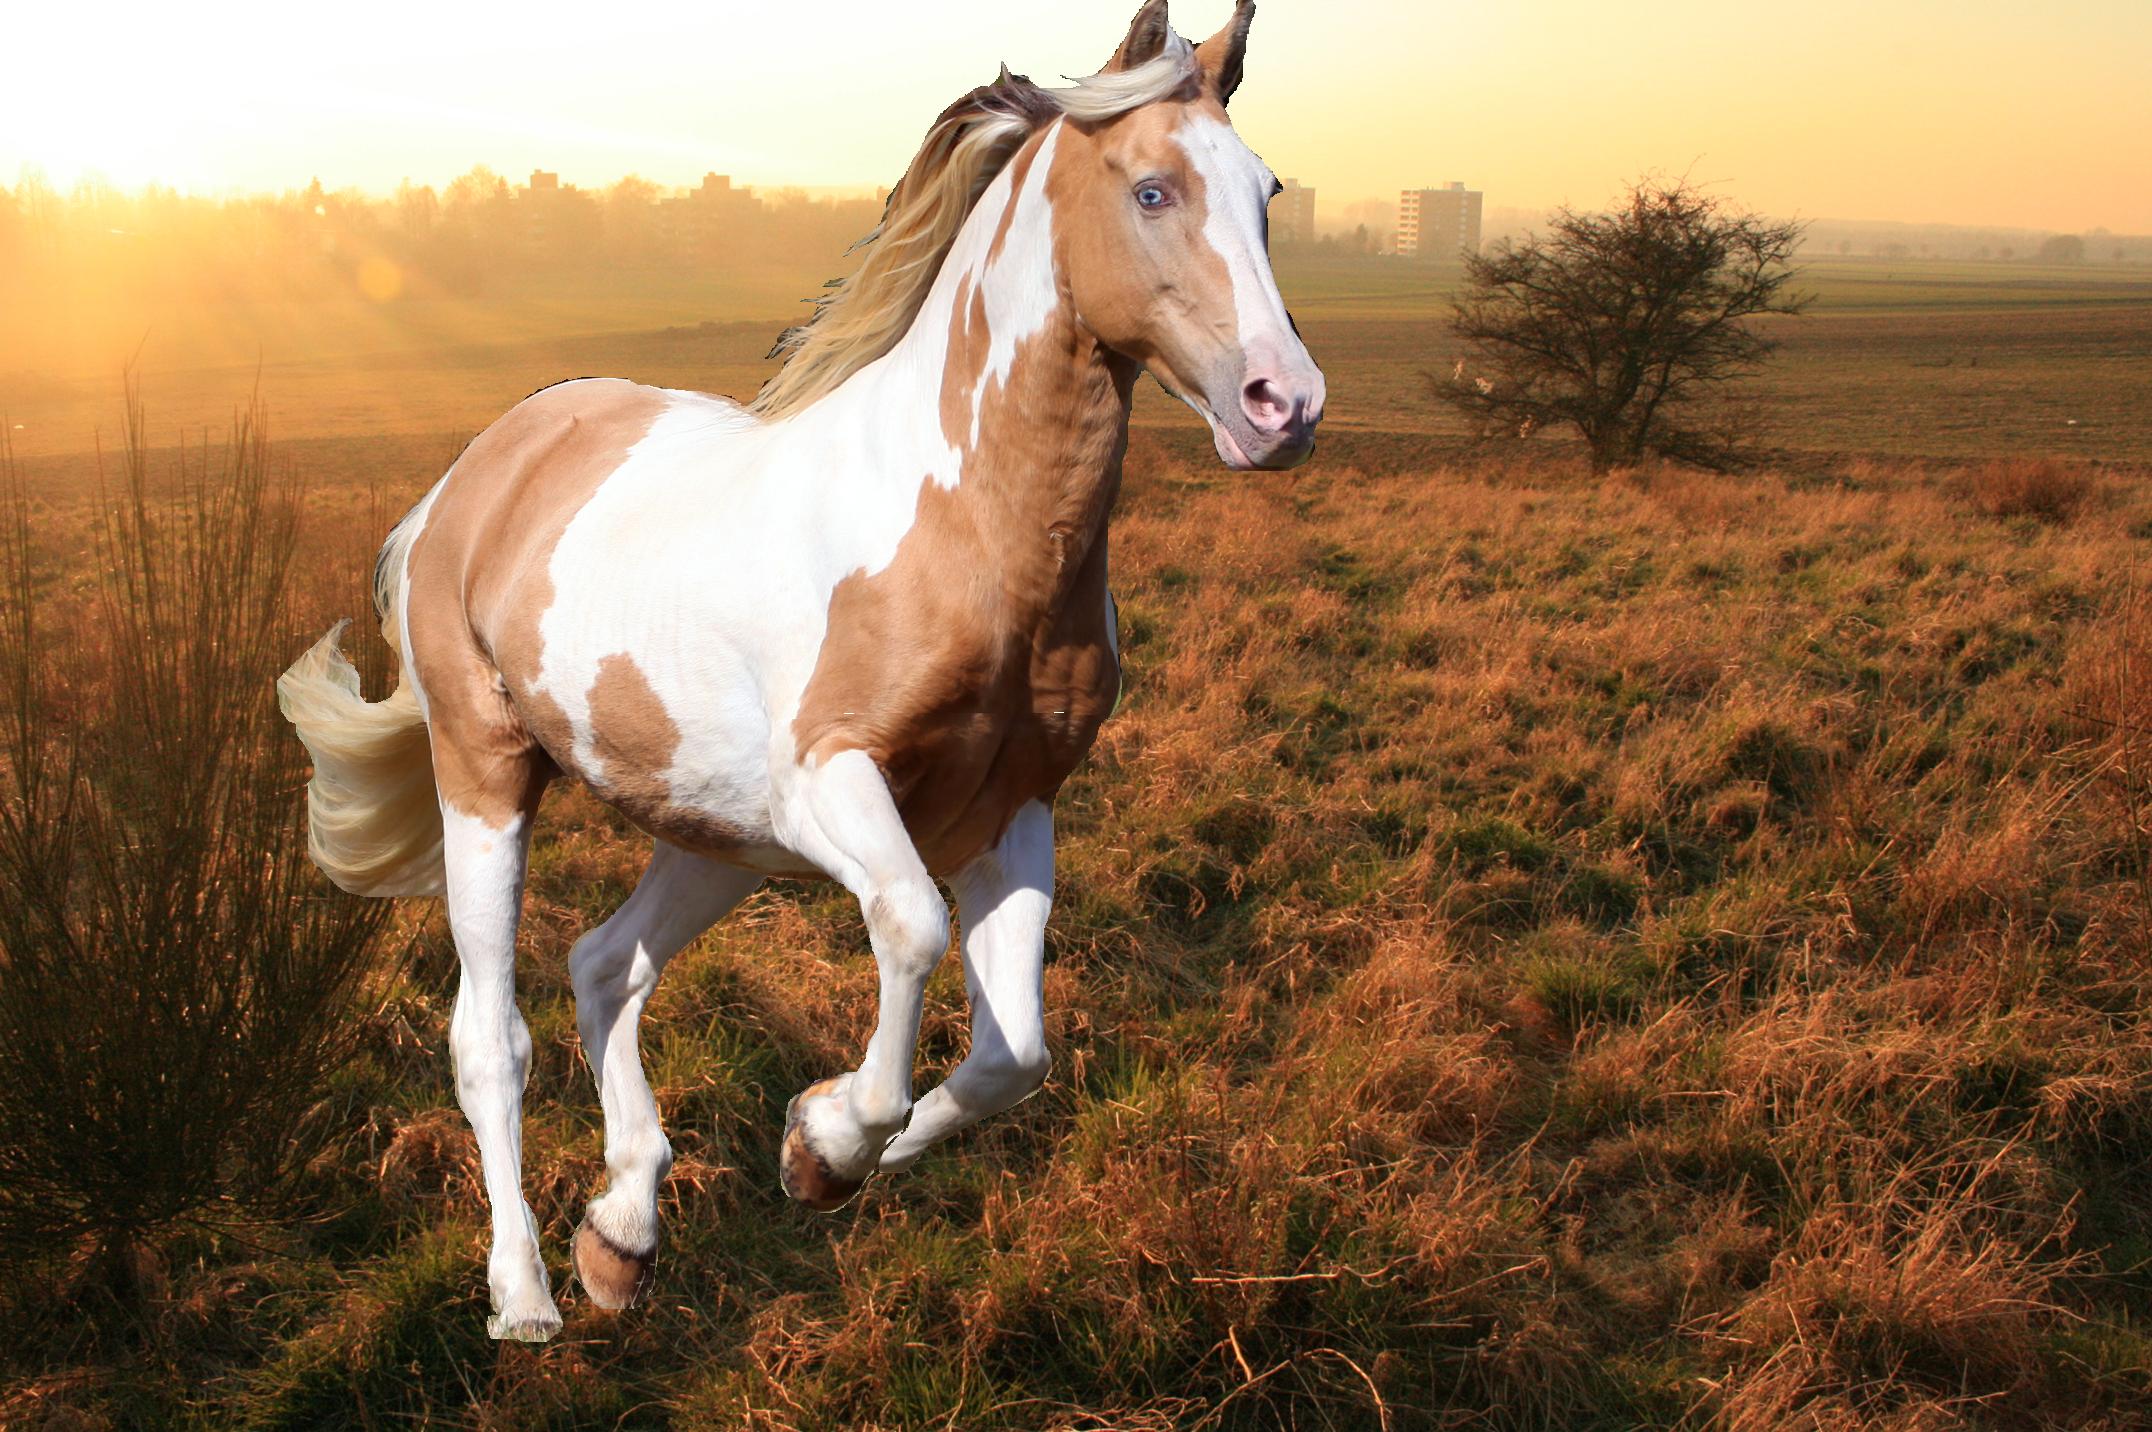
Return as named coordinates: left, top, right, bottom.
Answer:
left=1241, top=377, right=1291, bottom=432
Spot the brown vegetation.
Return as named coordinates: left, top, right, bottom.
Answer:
left=1956, top=456, right=2100, bottom=523
left=0, top=394, right=392, bottom=1296
left=2, top=405, right=2147, bottom=1426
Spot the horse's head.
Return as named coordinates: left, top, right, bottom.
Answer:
left=1053, top=1, right=1325, bottom=470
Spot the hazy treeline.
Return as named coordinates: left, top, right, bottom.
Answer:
left=7, top=173, right=2134, bottom=316
left=1354, top=202, right=2147, bottom=264
left=0, top=168, right=889, bottom=309
left=1798, top=218, right=2151, bottom=264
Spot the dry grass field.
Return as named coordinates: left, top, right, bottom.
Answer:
left=3, top=254, right=2150, bottom=1428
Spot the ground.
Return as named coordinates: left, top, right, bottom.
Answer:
left=2, top=254, right=2149, bottom=1429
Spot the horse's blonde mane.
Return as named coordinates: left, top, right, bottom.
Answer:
left=749, top=33, right=1198, bottom=421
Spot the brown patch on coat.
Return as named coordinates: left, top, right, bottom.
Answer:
left=581, top=651, right=759, bottom=856
left=400, top=379, right=670, bottom=828
left=939, top=276, right=991, bottom=458
left=792, top=243, right=1134, bottom=873
left=583, top=652, right=678, bottom=787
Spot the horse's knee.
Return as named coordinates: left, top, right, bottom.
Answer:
left=450, top=989, right=532, bottom=1093
left=979, top=1039, right=1050, bottom=1107
left=1008, top=1043, right=1051, bottom=1095
left=866, top=877, right=950, bottom=979
left=569, top=924, right=644, bottom=1009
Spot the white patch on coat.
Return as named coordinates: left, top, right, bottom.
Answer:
left=437, top=801, right=558, bottom=1338
left=968, top=122, right=1063, bottom=452
left=393, top=478, right=447, bottom=722
left=1174, top=113, right=1296, bottom=352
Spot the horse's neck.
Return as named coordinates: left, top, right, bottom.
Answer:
left=798, top=123, right=1131, bottom=596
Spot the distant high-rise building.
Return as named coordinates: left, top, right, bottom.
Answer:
left=657, top=172, right=759, bottom=256
left=1272, top=177, right=1316, bottom=246
left=1397, top=182, right=1482, bottom=259
left=517, top=169, right=590, bottom=257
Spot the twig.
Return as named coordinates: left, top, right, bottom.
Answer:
left=1314, top=1348, right=1393, bottom=1432
left=1191, top=1254, right=1414, bottom=1287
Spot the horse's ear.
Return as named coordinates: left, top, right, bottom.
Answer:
left=1195, top=0, right=1256, bottom=104
left=1105, top=0, right=1172, bottom=73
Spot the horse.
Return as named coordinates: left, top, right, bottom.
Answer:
left=278, top=0, right=1323, bottom=1343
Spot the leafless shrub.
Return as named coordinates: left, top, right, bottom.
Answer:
left=0, top=389, right=391, bottom=1293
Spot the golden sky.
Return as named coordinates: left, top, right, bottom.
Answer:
left=8, top=0, right=2149, bottom=231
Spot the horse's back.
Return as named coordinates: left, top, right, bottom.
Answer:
left=408, top=378, right=685, bottom=642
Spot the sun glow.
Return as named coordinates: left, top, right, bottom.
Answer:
left=4, top=0, right=2146, bottom=231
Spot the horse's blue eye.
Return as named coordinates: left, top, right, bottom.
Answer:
left=1136, top=185, right=1168, bottom=209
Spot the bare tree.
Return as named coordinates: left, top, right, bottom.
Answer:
left=1434, top=179, right=1807, bottom=470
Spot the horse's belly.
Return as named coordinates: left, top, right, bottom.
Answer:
left=611, top=786, right=818, bottom=878
left=520, top=659, right=794, bottom=864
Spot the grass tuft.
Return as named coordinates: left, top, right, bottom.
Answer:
left=1957, top=456, right=2098, bottom=523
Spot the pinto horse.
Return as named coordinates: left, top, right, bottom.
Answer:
left=279, top=0, right=1322, bottom=1342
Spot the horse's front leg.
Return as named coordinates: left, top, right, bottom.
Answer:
left=773, top=749, right=950, bottom=1210
left=880, top=799, right=1051, bottom=1171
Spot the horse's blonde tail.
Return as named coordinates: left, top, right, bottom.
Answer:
left=276, top=507, right=445, bottom=898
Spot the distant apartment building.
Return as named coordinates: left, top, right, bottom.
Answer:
left=1271, top=178, right=1316, bottom=246
left=1397, top=182, right=1482, bottom=259
left=657, top=172, right=759, bottom=256
left=517, top=169, right=600, bottom=258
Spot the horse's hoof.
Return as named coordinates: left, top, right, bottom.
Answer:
left=573, top=1220, right=656, bottom=1312
left=780, top=1078, right=868, bottom=1212
left=487, top=1299, right=564, bottom=1343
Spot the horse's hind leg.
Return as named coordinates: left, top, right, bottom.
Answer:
left=437, top=773, right=555, bottom=1341
left=569, top=843, right=761, bottom=1310
left=413, top=629, right=558, bottom=1341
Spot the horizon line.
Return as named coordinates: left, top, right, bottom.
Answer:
left=6, top=162, right=2146, bottom=243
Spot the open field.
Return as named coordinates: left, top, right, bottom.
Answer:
left=6, top=255, right=2150, bottom=467
left=3, top=261, right=2151, bottom=1428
